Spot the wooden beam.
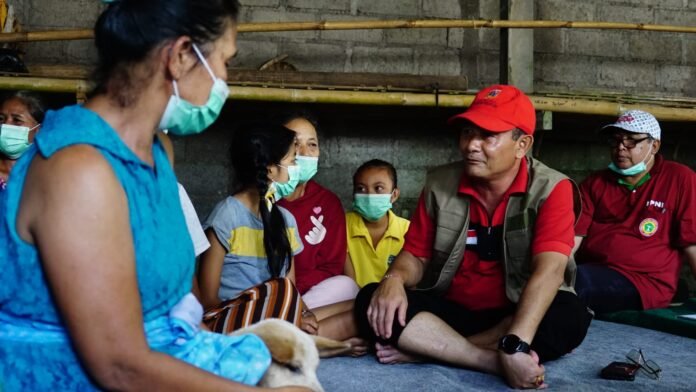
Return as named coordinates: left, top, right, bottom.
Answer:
left=20, top=65, right=469, bottom=92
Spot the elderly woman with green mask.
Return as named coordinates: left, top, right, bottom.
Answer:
left=0, top=91, right=44, bottom=191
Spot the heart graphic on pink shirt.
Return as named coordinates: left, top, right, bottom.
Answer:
left=313, top=206, right=322, bottom=215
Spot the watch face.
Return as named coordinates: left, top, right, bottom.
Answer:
left=500, top=334, right=529, bottom=354
left=502, top=335, right=521, bottom=353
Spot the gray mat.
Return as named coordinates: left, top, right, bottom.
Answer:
left=317, top=320, right=695, bottom=391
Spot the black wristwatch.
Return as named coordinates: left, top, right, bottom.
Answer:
left=498, top=334, right=531, bottom=355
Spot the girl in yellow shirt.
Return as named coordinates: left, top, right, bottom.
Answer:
left=344, top=159, right=410, bottom=287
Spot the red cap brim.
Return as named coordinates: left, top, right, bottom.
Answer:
left=447, top=109, right=519, bottom=133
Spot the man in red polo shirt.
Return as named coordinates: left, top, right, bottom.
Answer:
left=354, top=85, right=592, bottom=389
left=574, top=110, right=696, bottom=313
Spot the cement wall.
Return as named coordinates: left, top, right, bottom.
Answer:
left=17, top=1, right=696, bottom=96
left=10, top=0, right=696, bottom=218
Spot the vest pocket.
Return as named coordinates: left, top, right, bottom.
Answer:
left=504, top=228, right=532, bottom=265
left=434, top=215, right=466, bottom=255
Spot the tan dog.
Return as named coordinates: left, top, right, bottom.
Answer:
left=233, top=319, right=351, bottom=392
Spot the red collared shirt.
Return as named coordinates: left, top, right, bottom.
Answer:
left=404, top=159, right=575, bottom=310
left=576, top=155, right=696, bottom=309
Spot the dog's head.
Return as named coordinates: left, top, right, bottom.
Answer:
left=233, top=319, right=350, bottom=392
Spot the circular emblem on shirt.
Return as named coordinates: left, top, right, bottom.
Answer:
left=639, top=218, right=658, bottom=237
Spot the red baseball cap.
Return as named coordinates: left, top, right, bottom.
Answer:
left=448, top=85, right=536, bottom=135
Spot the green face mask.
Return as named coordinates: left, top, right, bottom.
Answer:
left=608, top=140, right=654, bottom=176
left=158, top=44, right=230, bottom=136
left=272, top=164, right=301, bottom=200
left=296, top=155, right=318, bottom=183
left=0, top=123, right=39, bottom=159
left=353, top=193, right=393, bottom=222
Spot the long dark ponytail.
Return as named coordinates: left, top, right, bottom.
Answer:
left=230, top=123, right=296, bottom=277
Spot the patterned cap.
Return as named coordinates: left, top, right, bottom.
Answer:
left=601, top=110, right=661, bottom=140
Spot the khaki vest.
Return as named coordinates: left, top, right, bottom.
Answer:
left=416, top=157, right=580, bottom=303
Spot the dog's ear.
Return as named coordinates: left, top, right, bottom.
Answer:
left=310, top=335, right=351, bottom=358
left=245, top=324, right=297, bottom=365
left=263, top=335, right=298, bottom=364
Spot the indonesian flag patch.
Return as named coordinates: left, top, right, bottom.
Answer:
left=466, top=229, right=477, bottom=245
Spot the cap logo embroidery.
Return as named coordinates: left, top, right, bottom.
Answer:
left=485, top=89, right=502, bottom=99
left=639, top=218, right=659, bottom=237
left=618, top=114, right=635, bottom=123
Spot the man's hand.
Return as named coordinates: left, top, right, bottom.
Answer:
left=300, top=310, right=318, bottom=335
left=500, top=350, right=547, bottom=389
left=367, top=276, right=408, bottom=339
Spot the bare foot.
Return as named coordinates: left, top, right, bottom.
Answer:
left=344, top=337, right=369, bottom=357
left=375, top=343, right=422, bottom=364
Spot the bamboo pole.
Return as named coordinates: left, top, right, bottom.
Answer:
left=0, top=76, right=90, bottom=92
left=238, top=20, right=696, bottom=34
left=0, top=29, right=93, bottom=43
left=1, top=76, right=694, bottom=121
left=2, top=19, right=696, bottom=43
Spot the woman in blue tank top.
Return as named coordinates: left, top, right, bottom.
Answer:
left=0, top=1, right=307, bottom=391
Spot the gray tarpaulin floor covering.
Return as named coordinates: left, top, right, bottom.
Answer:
left=317, top=320, right=695, bottom=391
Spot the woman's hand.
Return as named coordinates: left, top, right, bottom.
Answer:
left=300, top=309, right=319, bottom=335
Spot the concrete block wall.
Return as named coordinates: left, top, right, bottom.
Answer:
left=174, top=102, right=696, bottom=220
left=16, top=0, right=696, bottom=94
left=16, top=0, right=495, bottom=86
left=10, top=0, right=696, bottom=219
left=235, top=0, right=484, bottom=81
left=535, top=0, right=696, bottom=96
left=173, top=102, right=464, bottom=219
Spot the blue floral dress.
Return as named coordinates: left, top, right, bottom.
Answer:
left=0, top=105, right=270, bottom=390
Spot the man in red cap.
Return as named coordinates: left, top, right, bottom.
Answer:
left=354, top=85, right=592, bottom=389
